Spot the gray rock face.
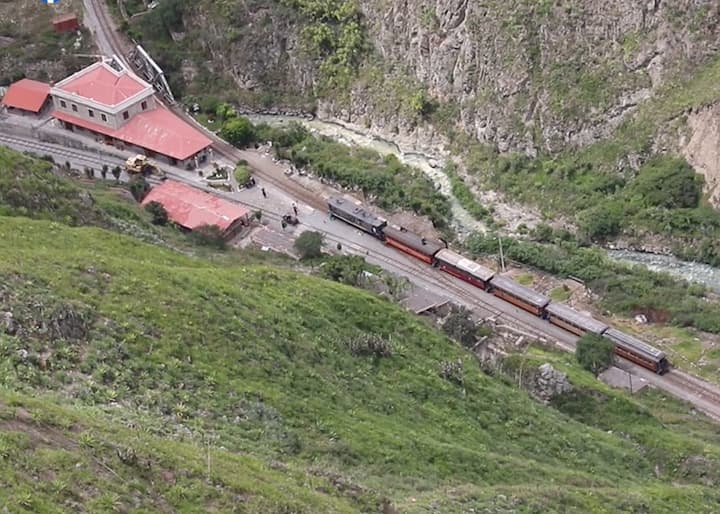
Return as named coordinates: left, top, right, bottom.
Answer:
left=531, top=363, right=573, bottom=403
left=183, top=1, right=720, bottom=154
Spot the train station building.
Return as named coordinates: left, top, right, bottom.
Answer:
left=49, top=59, right=212, bottom=168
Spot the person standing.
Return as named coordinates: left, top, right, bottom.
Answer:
left=261, top=187, right=267, bottom=198
left=292, top=201, right=298, bottom=215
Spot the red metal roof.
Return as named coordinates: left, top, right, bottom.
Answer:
left=53, top=13, right=79, bottom=23
left=141, top=180, right=250, bottom=232
left=52, top=104, right=212, bottom=160
left=1, top=78, right=51, bottom=112
left=55, top=62, right=148, bottom=107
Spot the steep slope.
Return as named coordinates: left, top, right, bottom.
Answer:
left=1, top=148, right=720, bottom=511
left=132, top=0, right=720, bottom=152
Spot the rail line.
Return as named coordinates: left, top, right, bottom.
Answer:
left=0, top=133, right=126, bottom=169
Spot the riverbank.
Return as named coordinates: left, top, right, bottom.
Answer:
left=247, top=113, right=720, bottom=294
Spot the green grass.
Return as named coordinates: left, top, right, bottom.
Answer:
left=516, top=273, right=534, bottom=286
left=549, top=286, right=571, bottom=302
left=3, top=147, right=720, bottom=510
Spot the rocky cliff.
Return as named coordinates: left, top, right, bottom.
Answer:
left=162, top=1, right=720, bottom=152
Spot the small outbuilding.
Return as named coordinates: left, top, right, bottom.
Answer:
left=1, top=78, right=51, bottom=116
left=141, top=180, right=250, bottom=238
left=52, top=14, right=80, bottom=33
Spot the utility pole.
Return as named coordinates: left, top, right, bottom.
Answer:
left=498, top=236, right=506, bottom=273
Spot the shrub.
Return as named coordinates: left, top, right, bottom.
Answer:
left=442, top=305, right=478, bottom=348
left=576, top=333, right=615, bottom=376
left=347, top=334, right=393, bottom=358
left=627, top=156, right=703, bottom=209
left=439, top=359, right=464, bottom=386
left=129, top=177, right=151, bottom=202
left=319, top=255, right=372, bottom=286
left=294, top=231, right=324, bottom=259
left=234, top=163, right=252, bottom=185
left=190, top=224, right=226, bottom=250
left=221, top=117, right=255, bottom=148
left=144, top=201, right=169, bottom=225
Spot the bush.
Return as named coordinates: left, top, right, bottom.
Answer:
left=294, top=231, right=324, bottom=260
left=319, top=255, right=373, bottom=286
left=628, top=157, right=703, bottom=209
left=144, top=201, right=169, bottom=225
left=442, top=305, right=478, bottom=348
left=221, top=117, right=255, bottom=148
left=190, top=224, right=226, bottom=250
left=439, top=359, right=464, bottom=386
left=347, top=334, right=393, bottom=358
left=269, top=127, right=451, bottom=228
left=576, top=334, right=615, bottom=376
left=234, top=163, right=252, bottom=185
left=129, top=177, right=151, bottom=202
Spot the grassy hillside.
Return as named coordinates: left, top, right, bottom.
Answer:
left=4, top=216, right=720, bottom=512
left=2, top=147, right=720, bottom=511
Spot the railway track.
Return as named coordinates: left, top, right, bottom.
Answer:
left=665, top=370, right=720, bottom=407
left=0, top=133, right=126, bottom=170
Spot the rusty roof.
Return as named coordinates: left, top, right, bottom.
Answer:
left=1, top=78, right=50, bottom=112
left=141, top=180, right=249, bottom=232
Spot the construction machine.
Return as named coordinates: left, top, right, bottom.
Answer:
left=124, top=154, right=165, bottom=178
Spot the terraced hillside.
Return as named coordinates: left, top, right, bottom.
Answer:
left=1, top=148, right=720, bottom=511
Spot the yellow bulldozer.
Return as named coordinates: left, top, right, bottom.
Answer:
left=124, top=154, right=165, bottom=178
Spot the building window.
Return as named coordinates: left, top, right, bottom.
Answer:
left=141, top=101, right=147, bottom=110
left=122, top=111, right=129, bottom=120
left=60, top=100, right=66, bottom=108
left=88, top=109, right=94, bottom=118
left=101, top=113, right=107, bottom=122
left=71, top=104, right=77, bottom=112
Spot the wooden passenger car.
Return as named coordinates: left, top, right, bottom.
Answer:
left=434, top=249, right=495, bottom=289
left=382, top=226, right=445, bottom=264
left=603, top=328, right=670, bottom=374
left=488, top=276, right=550, bottom=316
left=545, top=302, right=609, bottom=337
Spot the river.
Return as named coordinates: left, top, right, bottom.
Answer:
left=246, top=114, right=720, bottom=292
left=246, top=114, right=487, bottom=237
left=608, top=250, right=720, bottom=294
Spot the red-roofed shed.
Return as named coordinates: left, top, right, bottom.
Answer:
left=1, top=78, right=51, bottom=115
left=53, top=14, right=80, bottom=33
left=141, top=180, right=250, bottom=237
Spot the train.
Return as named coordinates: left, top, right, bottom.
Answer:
left=328, top=196, right=670, bottom=375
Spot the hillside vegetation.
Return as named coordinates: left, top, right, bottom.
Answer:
left=1, top=148, right=720, bottom=511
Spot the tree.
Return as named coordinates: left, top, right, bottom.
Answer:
left=628, top=156, right=703, bottom=210
left=112, top=166, right=122, bottom=183
left=220, top=117, right=255, bottom=148
left=129, top=176, right=151, bottom=202
left=190, top=224, right=226, bottom=250
left=319, top=255, right=370, bottom=286
left=144, top=201, right=169, bottom=225
left=294, top=231, right=324, bottom=259
left=576, top=333, right=615, bottom=376
left=441, top=305, right=478, bottom=348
